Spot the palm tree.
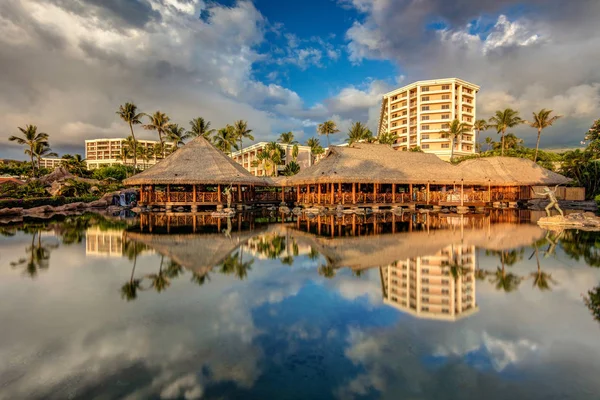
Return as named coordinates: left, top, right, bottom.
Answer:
left=278, top=131, right=297, bottom=144
left=166, top=124, right=190, bottom=148
left=213, top=125, right=237, bottom=155
left=346, top=121, right=373, bottom=145
left=143, top=111, right=171, bottom=149
left=10, top=229, right=58, bottom=278
left=484, top=136, right=494, bottom=151
left=147, top=256, right=171, bottom=293
left=317, top=120, right=340, bottom=147
left=233, top=120, right=254, bottom=159
left=440, top=119, right=472, bottom=161
left=377, top=132, right=399, bottom=146
left=282, top=160, right=300, bottom=176
left=187, top=117, right=215, bottom=140
left=121, top=254, right=143, bottom=301
left=117, top=136, right=136, bottom=166
left=31, top=142, right=58, bottom=172
left=264, top=141, right=285, bottom=176
left=116, top=103, right=144, bottom=171
left=306, top=137, right=325, bottom=159
left=190, top=271, right=211, bottom=286
left=488, top=250, right=524, bottom=293
left=473, top=119, right=488, bottom=152
left=487, top=108, right=524, bottom=156
left=136, top=146, right=152, bottom=169
left=530, top=247, right=557, bottom=291
left=9, top=125, right=49, bottom=177
left=291, top=144, right=299, bottom=161
left=529, top=109, right=562, bottom=162
left=61, top=154, right=87, bottom=176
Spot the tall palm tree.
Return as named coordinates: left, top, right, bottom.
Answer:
left=166, top=124, right=190, bottom=148
left=116, top=103, right=144, bottom=171
left=488, top=108, right=524, bottom=156
left=484, top=136, right=494, bottom=151
left=136, top=146, right=152, bottom=169
left=10, top=229, right=58, bottom=278
left=473, top=119, right=488, bottom=152
left=278, top=131, right=297, bottom=144
left=31, top=142, right=58, bottom=172
left=529, top=109, right=562, bottom=162
left=187, top=117, right=215, bottom=140
left=291, top=144, right=299, bottom=161
left=143, top=111, right=171, bottom=149
left=116, top=136, right=136, bottom=166
left=9, top=125, right=49, bottom=177
left=488, top=251, right=523, bottom=293
left=440, top=119, right=472, bottom=161
left=306, top=137, right=325, bottom=158
left=317, top=120, right=340, bottom=147
left=530, top=247, right=557, bottom=291
left=346, top=121, right=373, bottom=145
left=233, top=120, right=254, bottom=160
left=213, top=125, right=237, bottom=155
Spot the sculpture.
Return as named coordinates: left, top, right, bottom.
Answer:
left=534, top=185, right=563, bottom=217
left=223, top=185, right=233, bottom=209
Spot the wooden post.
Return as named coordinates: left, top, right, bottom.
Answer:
left=426, top=182, right=430, bottom=204
left=281, top=186, right=285, bottom=202
left=392, top=183, right=396, bottom=203
left=352, top=183, right=356, bottom=204
left=140, top=184, right=144, bottom=204
left=238, top=184, right=242, bottom=202
left=461, top=179, right=465, bottom=206
left=488, top=180, right=491, bottom=202
left=409, top=184, right=413, bottom=202
left=318, top=183, right=322, bottom=204
left=297, top=185, right=300, bottom=202
left=330, top=183, right=334, bottom=204
left=217, top=184, right=222, bottom=204
left=167, top=184, right=170, bottom=202
left=373, top=183, right=376, bottom=202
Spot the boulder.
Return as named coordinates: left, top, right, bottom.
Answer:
left=0, top=207, right=23, bottom=216
left=24, top=205, right=54, bottom=214
left=87, top=199, right=108, bottom=208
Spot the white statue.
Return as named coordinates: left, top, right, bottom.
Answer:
left=534, top=185, right=563, bottom=217
left=223, top=185, right=233, bottom=209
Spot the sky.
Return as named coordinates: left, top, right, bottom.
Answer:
left=1, top=0, right=599, bottom=160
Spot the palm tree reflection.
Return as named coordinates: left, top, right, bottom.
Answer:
left=486, top=249, right=525, bottom=293
left=10, top=228, right=59, bottom=278
left=529, top=246, right=557, bottom=291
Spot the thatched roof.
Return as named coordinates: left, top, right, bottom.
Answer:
left=280, top=143, right=461, bottom=185
left=125, top=228, right=263, bottom=275
left=457, top=157, right=572, bottom=186
left=283, top=221, right=545, bottom=271
left=123, top=137, right=268, bottom=186
left=278, top=143, right=570, bottom=187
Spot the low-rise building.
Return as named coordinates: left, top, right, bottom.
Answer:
left=230, top=142, right=317, bottom=176
left=39, top=157, right=63, bottom=170
left=85, top=138, right=173, bottom=170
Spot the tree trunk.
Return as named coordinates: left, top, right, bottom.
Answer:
left=129, top=122, right=138, bottom=172
left=501, top=128, right=506, bottom=156
left=30, top=148, right=35, bottom=177
left=450, top=137, right=455, bottom=161
left=534, top=128, right=542, bottom=162
left=326, top=133, right=330, bottom=147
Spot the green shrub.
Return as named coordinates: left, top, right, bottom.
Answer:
left=92, top=165, right=133, bottom=181
left=0, top=196, right=100, bottom=209
left=57, top=179, right=91, bottom=197
left=0, top=180, right=48, bottom=199
left=595, top=194, right=600, bottom=207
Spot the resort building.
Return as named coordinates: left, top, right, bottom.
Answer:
left=85, top=227, right=125, bottom=257
left=230, top=142, right=316, bottom=176
left=85, top=138, right=174, bottom=170
left=380, top=245, right=478, bottom=321
left=39, top=157, right=63, bottom=170
left=378, top=78, right=480, bottom=160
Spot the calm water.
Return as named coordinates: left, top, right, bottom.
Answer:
left=1, top=211, right=600, bottom=400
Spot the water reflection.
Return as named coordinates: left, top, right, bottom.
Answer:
left=3, top=210, right=600, bottom=399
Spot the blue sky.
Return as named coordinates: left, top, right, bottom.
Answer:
left=1, top=0, right=599, bottom=159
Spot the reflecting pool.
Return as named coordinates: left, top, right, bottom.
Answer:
left=1, top=210, right=600, bottom=400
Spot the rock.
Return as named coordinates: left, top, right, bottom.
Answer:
left=130, top=206, right=143, bottom=213
left=538, top=212, right=600, bottom=230
left=0, top=207, right=23, bottom=216
left=90, top=186, right=100, bottom=194
left=87, top=199, right=108, bottom=208
left=24, top=205, right=54, bottom=214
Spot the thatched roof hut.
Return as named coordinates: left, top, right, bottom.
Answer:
left=278, top=143, right=570, bottom=187
left=123, top=136, right=267, bottom=186
left=280, top=143, right=461, bottom=185
left=457, top=157, right=571, bottom=186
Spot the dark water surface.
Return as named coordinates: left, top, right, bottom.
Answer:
left=1, top=211, right=600, bottom=400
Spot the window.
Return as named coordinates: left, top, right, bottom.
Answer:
left=442, top=309, right=450, bottom=314
left=392, top=113, right=397, bottom=118
left=421, top=126, right=430, bottom=132
left=442, top=289, right=449, bottom=294
left=392, top=95, right=398, bottom=100
left=422, top=86, right=430, bottom=92
left=422, top=134, right=430, bottom=139
left=402, top=129, right=407, bottom=133
left=442, top=143, right=449, bottom=149
left=441, top=123, right=450, bottom=129
left=391, top=105, right=397, bottom=109
left=421, top=278, right=429, bottom=283
left=422, top=306, right=429, bottom=311
left=423, top=287, right=429, bottom=293
left=441, top=114, right=450, bottom=119
left=441, top=104, right=450, bottom=110
left=442, top=279, right=449, bottom=284
left=422, top=144, right=430, bottom=149
left=442, top=85, right=450, bottom=90
left=422, top=106, right=429, bottom=111
left=442, top=94, right=450, bottom=100
left=422, top=297, right=429, bottom=302
left=392, top=122, right=397, bottom=127
left=422, top=96, right=430, bottom=102
left=421, top=115, right=430, bottom=121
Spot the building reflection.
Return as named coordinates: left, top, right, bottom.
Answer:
left=380, top=244, right=478, bottom=321
left=85, top=227, right=125, bottom=257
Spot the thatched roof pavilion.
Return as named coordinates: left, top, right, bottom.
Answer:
left=124, top=136, right=266, bottom=186
left=457, top=157, right=571, bottom=186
